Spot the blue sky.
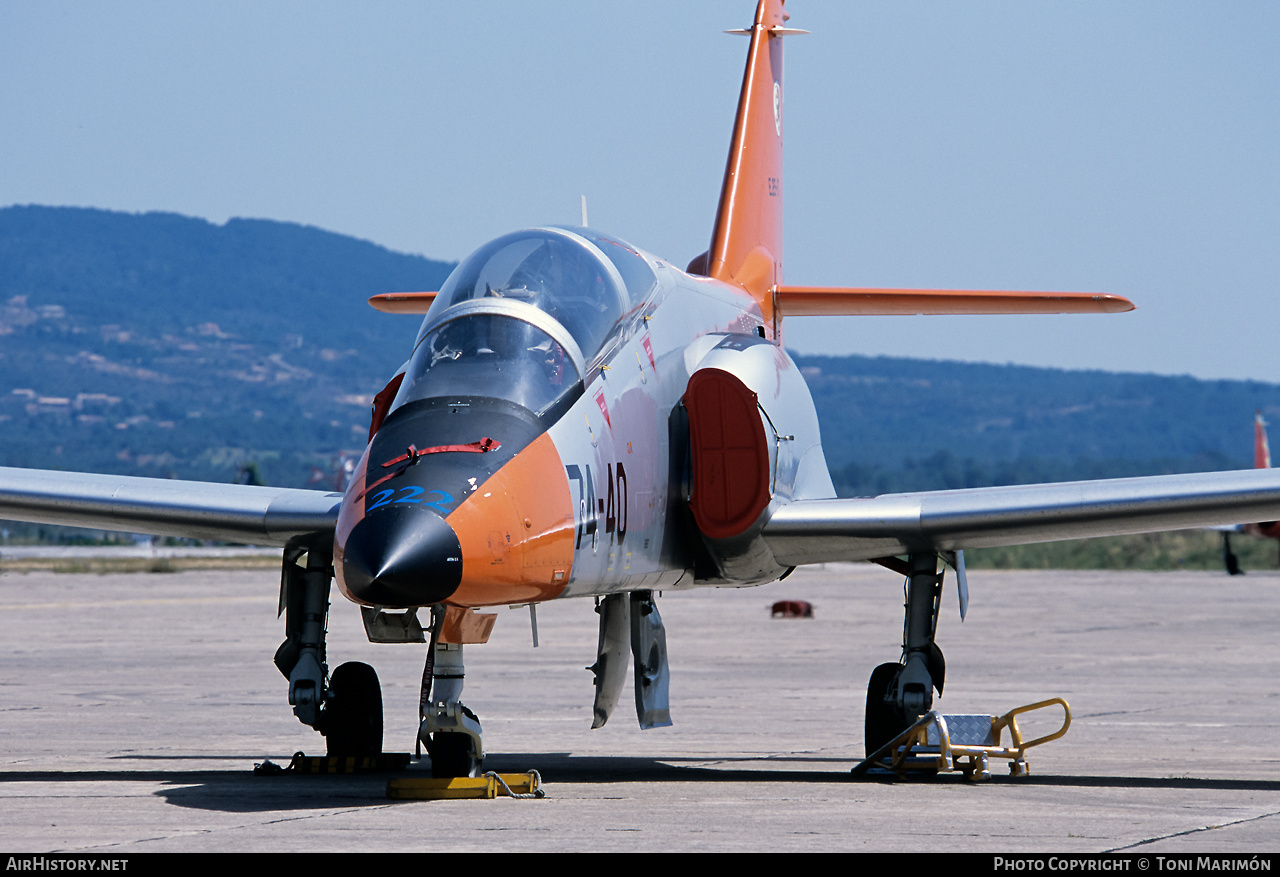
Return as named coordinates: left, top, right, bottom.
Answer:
left=3, top=2, right=1278, bottom=380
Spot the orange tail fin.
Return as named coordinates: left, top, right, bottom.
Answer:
left=1256, top=411, right=1271, bottom=469
left=699, top=0, right=804, bottom=334
left=694, top=2, right=1133, bottom=333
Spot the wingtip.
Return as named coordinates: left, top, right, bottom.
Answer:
left=1096, top=294, right=1137, bottom=313
left=368, top=292, right=438, bottom=314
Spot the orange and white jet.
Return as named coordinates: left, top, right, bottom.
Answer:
left=5, top=0, right=1280, bottom=776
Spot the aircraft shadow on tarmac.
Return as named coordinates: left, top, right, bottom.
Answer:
left=6, top=753, right=1280, bottom=814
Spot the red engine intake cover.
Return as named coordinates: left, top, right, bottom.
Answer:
left=683, top=367, right=771, bottom=540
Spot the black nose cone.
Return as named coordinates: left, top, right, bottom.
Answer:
left=342, top=506, right=463, bottom=607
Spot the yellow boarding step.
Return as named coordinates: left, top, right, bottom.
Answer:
left=852, top=697, right=1071, bottom=781
left=387, top=771, right=544, bottom=800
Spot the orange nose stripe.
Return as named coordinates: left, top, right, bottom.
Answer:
left=445, top=433, right=575, bottom=607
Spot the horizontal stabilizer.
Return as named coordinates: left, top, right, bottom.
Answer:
left=369, top=292, right=438, bottom=314
left=764, top=467, right=1280, bottom=566
left=725, top=26, right=810, bottom=36
left=0, top=467, right=340, bottom=545
left=774, top=286, right=1134, bottom=316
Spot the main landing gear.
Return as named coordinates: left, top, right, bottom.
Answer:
left=865, top=552, right=952, bottom=757
left=274, top=540, right=387, bottom=758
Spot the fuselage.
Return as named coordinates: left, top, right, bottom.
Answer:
left=333, top=226, right=834, bottom=610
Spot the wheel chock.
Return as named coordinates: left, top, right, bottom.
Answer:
left=852, top=697, right=1071, bottom=781
left=253, top=752, right=412, bottom=775
left=387, top=771, right=544, bottom=800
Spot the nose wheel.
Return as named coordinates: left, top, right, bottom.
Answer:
left=427, top=723, right=483, bottom=779
left=419, top=633, right=485, bottom=778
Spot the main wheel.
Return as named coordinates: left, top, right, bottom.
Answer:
left=323, top=661, right=383, bottom=757
left=428, top=731, right=481, bottom=778
left=864, top=662, right=908, bottom=757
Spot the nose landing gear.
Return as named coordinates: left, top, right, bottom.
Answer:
left=419, top=607, right=487, bottom=778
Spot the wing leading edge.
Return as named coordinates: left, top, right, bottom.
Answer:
left=0, top=467, right=340, bottom=546
left=764, top=468, right=1280, bottom=566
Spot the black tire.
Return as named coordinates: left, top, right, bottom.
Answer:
left=323, top=661, right=383, bottom=757
left=1223, top=534, right=1243, bottom=576
left=865, top=662, right=908, bottom=758
left=1226, top=552, right=1243, bottom=576
left=428, top=731, right=480, bottom=778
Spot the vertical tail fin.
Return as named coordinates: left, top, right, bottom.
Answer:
left=697, top=0, right=805, bottom=337
left=1255, top=411, right=1271, bottom=469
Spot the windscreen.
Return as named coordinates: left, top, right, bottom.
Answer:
left=429, top=230, right=629, bottom=361
left=394, top=312, right=581, bottom=418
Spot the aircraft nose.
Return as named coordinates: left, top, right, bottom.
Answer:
left=340, top=505, right=463, bottom=607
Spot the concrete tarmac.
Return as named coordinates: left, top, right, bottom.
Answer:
left=1, top=561, right=1278, bottom=853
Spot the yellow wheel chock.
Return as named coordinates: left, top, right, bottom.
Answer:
left=386, top=770, right=544, bottom=800
left=852, top=698, right=1071, bottom=781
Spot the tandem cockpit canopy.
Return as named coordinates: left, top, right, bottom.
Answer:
left=392, top=227, right=656, bottom=419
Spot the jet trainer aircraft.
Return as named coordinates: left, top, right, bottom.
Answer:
left=6, top=0, right=1280, bottom=777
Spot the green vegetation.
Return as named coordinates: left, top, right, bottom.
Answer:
left=965, top=529, right=1279, bottom=572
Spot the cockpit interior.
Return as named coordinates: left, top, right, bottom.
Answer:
left=392, top=227, right=656, bottom=420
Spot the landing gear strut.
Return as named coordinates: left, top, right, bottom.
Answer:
left=865, top=552, right=948, bottom=757
left=274, top=539, right=385, bottom=757
left=420, top=608, right=484, bottom=778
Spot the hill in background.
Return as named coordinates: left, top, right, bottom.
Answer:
left=2, top=205, right=1276, bottom=568
left=795, top=354, right=1276, bottom=496
left=0, top=205, right=452, bottom=486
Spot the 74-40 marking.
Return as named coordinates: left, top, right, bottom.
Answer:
left=566, top=462, right=627, bottom=549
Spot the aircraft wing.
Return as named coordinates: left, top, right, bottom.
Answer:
left=764, top=468, right=1280, bottom=565
left=0, top=467, right=341, bottom=546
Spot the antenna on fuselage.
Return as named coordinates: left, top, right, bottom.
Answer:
left=580, top=195, right=588, bottom=228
